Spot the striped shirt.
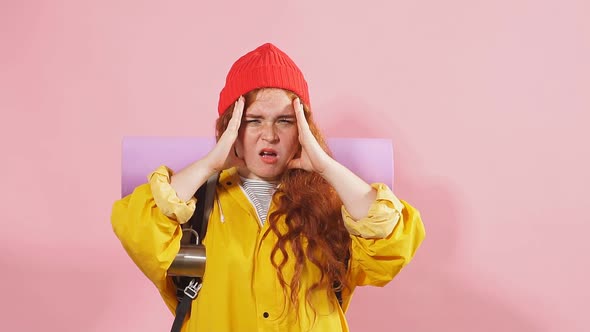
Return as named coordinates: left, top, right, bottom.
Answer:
left=239, top=177, right=279, bottom=226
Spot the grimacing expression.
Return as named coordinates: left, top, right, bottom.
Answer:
left=235, top=88, right=300, bottom=181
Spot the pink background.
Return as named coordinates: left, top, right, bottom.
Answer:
left=2, top=0, right=589, bottom=331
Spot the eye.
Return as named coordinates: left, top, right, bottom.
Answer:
left=278, top=118, right=294, bottom=124
left=245, top=119, right=261, bottom=125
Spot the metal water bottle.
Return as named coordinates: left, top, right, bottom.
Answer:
left=168, top=229, right=206, bottom=277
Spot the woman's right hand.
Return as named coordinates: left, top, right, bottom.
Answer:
left=170, top=97, right=245, bottom=201
left=204, top=96, right=246, bottom=173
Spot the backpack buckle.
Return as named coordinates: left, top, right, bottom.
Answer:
left=184, top=279, right=202, bottom=299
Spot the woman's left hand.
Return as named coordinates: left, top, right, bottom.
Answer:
left=288, top=98, right=377, bottom=219
left=287, top=98, right=333, bottom=174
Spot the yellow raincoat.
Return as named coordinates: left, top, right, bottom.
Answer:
left=111, top=166, right=425, bottom=331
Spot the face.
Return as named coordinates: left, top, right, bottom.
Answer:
left=235, top=89, right=300, bottom=181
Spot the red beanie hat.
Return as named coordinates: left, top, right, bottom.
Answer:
left=218, top=43, right=310, bottom=115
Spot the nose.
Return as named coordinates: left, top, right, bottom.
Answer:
left=261, top=123, right=279, bottom=143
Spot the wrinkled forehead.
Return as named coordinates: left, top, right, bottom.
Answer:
left=246, top=89, right=295, bottom=116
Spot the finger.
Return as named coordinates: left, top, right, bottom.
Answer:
left=215, top=97, right=243, bottom=161
left=293, top=98, right=311, bottom=134
left=293, top=98, right=302, bottom=130
left=219, top=97, right=244, bottom=146
left=227, top=96, right=245, bottom=133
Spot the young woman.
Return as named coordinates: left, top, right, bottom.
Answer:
left=111, top=43, right=425, bottom=332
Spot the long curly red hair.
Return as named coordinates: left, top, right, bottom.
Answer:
left=215, top=88, right=351, bottom=317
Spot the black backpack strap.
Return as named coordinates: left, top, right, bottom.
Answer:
left=171, top=279, right=202, bottom=332
left=199, top=173, right=218, bottom=239
left=170, top=173, right=218, bottom=332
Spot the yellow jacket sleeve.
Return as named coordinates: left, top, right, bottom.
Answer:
left=343, top=184, right=425, bottom=288
left=148, top=166, right=197, bottom=224
left=110, top=166, right=197, bottom=313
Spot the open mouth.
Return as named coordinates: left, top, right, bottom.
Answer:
left=259, top=149, right=278, bottom=164
left=259, top=151, right=277, bottom=157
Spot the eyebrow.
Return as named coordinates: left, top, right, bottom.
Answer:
left=244, top=113, right=295, bottom=119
